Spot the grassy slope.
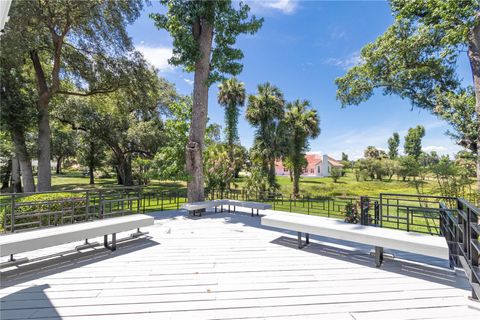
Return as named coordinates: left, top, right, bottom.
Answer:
left=233, top=172, right=439, bottom=197
left=46, top=170, right=441, bottom=198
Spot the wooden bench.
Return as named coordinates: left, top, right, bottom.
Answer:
left=181, top=200, right=219, bottom=217
left=261, top=212, right=449, bottom=267
left=182, top=200, right=272, bottom=217
left=219, top=200, right=272, bottom=216
left=0, top=214, right=154, bottom=266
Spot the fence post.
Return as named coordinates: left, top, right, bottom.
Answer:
left=307, top=196, right=310, bottom=215
left=161, top=191, right=164, bottom=211
left=10, top=194, right=15, bottom=232
left=379, top=194, right=383, bottom=227
left=176, top=190, right=179, bottom=210
left=99, top=191, right=104, bottom=219
left=406, top=208, right=410, bottom=232
left=360, top=196, right=369, bottom=226
left=85, top=191, right=90, bottom=220
left=327, top=198, right=330, bottom=217
left=137, top=188, right=141, bottom=214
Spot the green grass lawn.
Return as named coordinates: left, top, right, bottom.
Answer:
left=46, top=171, right=187, bottom=192
left=233, top=171, right=441, bottom=197
left=48, top=170, right=441, bottom=198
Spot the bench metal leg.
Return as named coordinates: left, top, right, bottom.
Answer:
left=257, top=209, right=259, bottom=216
left=76, top=239, right=100, bottom=251
left=251, top=208, right=254, bottom=217
left=131, top=228, right=149, bottom=238
left=1, top=256, right=28, bottom=268
left=104, top=233, right=117, bottom=251
left=375, top=246, right=384, bottom=267
left=297, top=232, right=310, bottom=249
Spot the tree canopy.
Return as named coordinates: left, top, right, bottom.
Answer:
left=151, top=0, right=263, bottom=83
left=404, top=125, right=425, bottom=159
left=335, top=0, right=480, bottom=190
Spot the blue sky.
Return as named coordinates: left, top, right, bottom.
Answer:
left=127, top=0, right=469, bottom=160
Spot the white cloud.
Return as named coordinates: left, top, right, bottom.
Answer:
left=423, top=146, right=448, bottom=153
left=184, top=78, right=194, bottom=86
left=324, top=52, right=362, bottom=70
left=136, top=44, right=173, bottom=72
left=263, top=0, right=298, bottom=13
left=248, top=0, right=299, bottom=14
left=329, top=29, right=346, bottom=41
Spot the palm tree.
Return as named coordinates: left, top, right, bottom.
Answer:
left=246, top=83, right=285, bottom=189
left=217, top=78, right=246, bottom=164
left=284, top=99, right=320, bottom=197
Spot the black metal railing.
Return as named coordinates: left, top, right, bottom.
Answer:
left=0, top=187, right=142, bottom=233
left=439, top=198, right=480, bottom=300
left=1, top=187, right=459, bottom=235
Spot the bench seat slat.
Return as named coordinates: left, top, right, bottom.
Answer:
left=0, top=214, right=154, bottom=257
left=261, top=212, right=449, bottom=260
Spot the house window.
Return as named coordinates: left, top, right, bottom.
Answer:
left=283, top=167, right=288, bottom=172
left=328, top=166, right=330, bottom=173
left=317, top=166, right=320, bottom=173
left=310, top=168, right=314, bottom=174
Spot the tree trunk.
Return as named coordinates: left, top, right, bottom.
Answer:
left=56, top=156, right=62, bottom=174
left=37, top=104, right=52, bottom=191
left=293, top=167, right=300, bottom=198
left=89, top=165, right=95, bottom=184
left=115, top=166, right=123, bottom=185
left=268, top=157, right=276, bottom=188
left=2, top=159, right=11, bottom=191
left=468, top=16, right=480, bottom=195
left=186, top=18, right=214, bottom=202
left=11, top=127, right=35, bottom=192
left=116, top=156, right=133, bottom=186
left=30, top=49, right=54, bottom=192
left=11, top=155, right=22, bottom=193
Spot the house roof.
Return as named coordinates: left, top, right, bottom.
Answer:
left=275, top=154, right=343, bottom=171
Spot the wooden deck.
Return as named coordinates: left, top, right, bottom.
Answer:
left=1, top=209, right=479, bottom=320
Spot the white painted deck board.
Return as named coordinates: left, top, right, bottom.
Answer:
left=1, top=210, right=478, bottom=320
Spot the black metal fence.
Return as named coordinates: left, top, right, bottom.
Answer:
left=0, top=187, right=142, bottom=233
left=439, top=198, right=480, bottom=300
left=0, top=187, right=462, bottom=235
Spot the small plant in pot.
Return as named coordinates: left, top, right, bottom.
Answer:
left=344, top=202, right=359, bottom=224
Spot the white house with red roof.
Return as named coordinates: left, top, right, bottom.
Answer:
left=275, top=153, right=343, bottom=177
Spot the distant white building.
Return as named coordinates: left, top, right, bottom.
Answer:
left=31, top=160, right=57, bottom=172
left=275, top=154, right=343, bottom=177
left=0, top=1, right=12, bottom=33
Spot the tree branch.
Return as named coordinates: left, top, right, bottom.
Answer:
left=53, top=115, right=88, bottom=132
left=57, top=86, right=122, bottom=97
left=29, top=50, right=50, bottom=100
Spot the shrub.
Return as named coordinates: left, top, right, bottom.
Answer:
left=330, top=168, right=342, bottom=183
